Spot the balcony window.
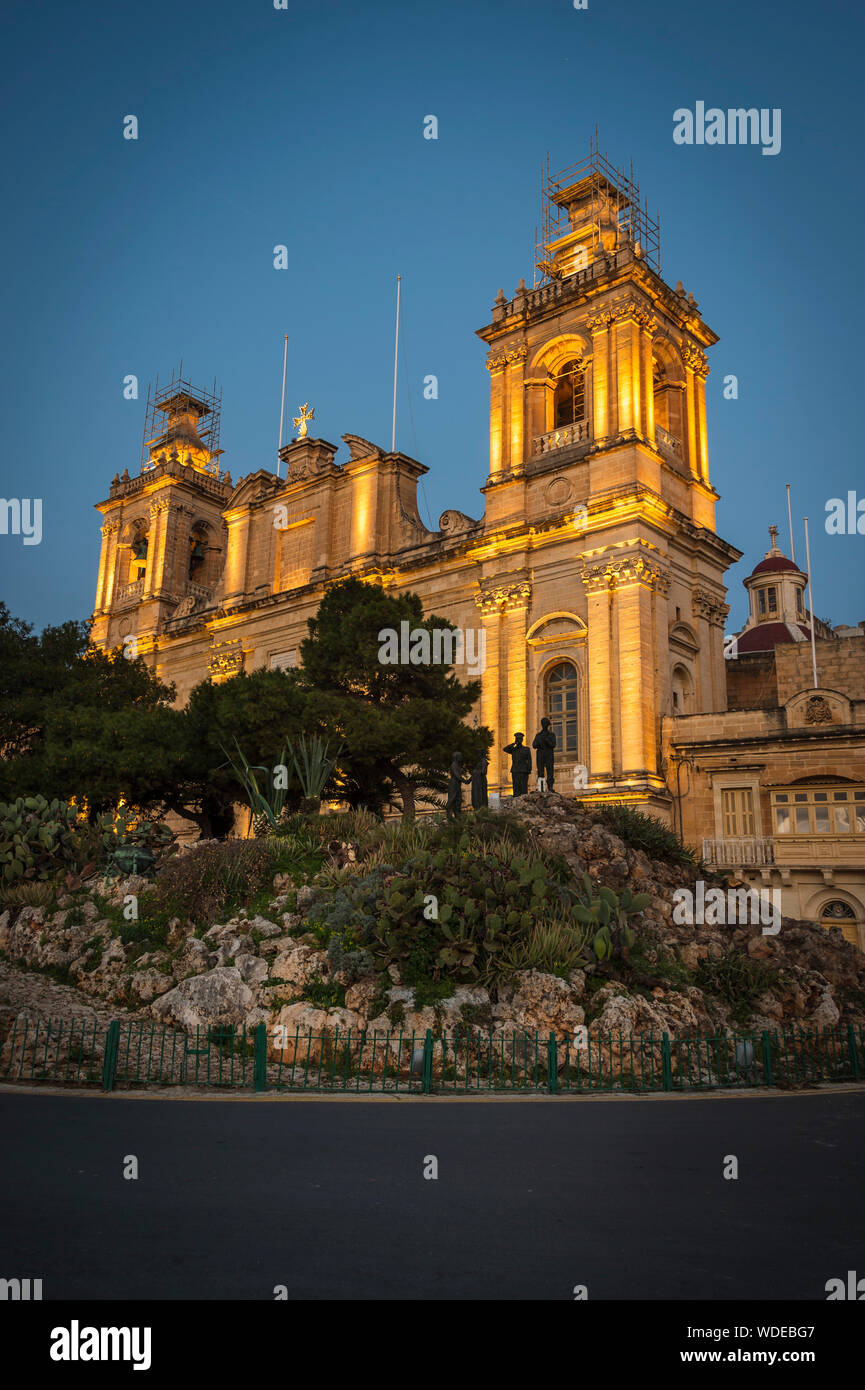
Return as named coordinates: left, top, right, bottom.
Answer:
left=772, top=787, right=865, bottom=835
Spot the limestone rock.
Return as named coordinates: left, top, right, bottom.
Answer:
left=150, top=967, right=255, bottom=1029
left=495, top=970, right=585, bottom=1035
left=234, top=953, right=269, bottom=989
left=345, top=976, right=380, bottom=1014
left=245, top=915, right=282, bottom=938
left=271, top=943, right=327, bottom=989
left=130, top=968, right=173, bottom=1004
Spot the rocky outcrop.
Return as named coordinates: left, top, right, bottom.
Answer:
left=3, top=798, right=864, bottom=1056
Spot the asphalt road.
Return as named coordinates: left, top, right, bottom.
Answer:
left=1, top=1089, right=863, bottom=1300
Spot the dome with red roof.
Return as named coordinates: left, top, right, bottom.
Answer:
left=751, top=553, right=803, bottom=576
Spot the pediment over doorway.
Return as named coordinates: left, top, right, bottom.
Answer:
left=526, top=611, right=588, bottom=646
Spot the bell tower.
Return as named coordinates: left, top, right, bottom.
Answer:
left=91, top=372, right=231, bottom=662
left=475, top=141, right=742, bottom=812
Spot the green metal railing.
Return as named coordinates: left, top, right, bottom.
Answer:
left=0, top=1013, right=862, bottom=1095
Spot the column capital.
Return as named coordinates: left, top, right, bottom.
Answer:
left=485, top=344, right=528, bottom=373
left=474, top=571, right=532, bottom=614
left=680, top=339, right=710, bottom=377
left=693, top=586, right=729, bottom=626
left=608, top=294, right=654, bottom=329
left=581, top=543, right=670, bottom=594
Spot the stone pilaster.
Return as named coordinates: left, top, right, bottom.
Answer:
left=580, top=560, right=615, bottom=782
left=223, top=507, right=251, bottom=602
left=587, top=312, right=612, bottom=441
left=693, top=585, right=730, bottom=712
left=143, top=498, right=171, bottom=599
left=475, top=573, right=532, bottom=790
left=95, top=520, right=120, bottom=612
left=681, top=341, right=710, bottom=482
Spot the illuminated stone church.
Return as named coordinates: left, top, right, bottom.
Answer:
left=91, top=148, right=741, bottom=816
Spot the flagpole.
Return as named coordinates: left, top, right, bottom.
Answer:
left=785, top=483, right=795, bottom=563
left=276, top=334, right=289, bottom=478
left=803, top=516, right=819, bottom=689
left=392, top=274, right=401, bottom=453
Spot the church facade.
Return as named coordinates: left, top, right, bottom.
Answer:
left=91, top=149, right=740, bottom=816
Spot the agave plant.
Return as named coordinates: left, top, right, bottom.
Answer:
left=287, top=734, right=343, bottom=811
left=221, top=738, right=290, bottom=832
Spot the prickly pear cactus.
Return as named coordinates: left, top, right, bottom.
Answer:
left=0, top=795, right=80, bottom=882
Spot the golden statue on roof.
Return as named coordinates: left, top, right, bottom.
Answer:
left=292, top=403, right=315, bottom=440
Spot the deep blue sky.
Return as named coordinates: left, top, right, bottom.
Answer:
left=2, top=0, right=862, bottom=635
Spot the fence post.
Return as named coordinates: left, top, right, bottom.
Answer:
left=661, top=1032, right=673, bottom=1091
left=760, top=1030, right=774, bottom=1087
left=101, top=1021, right=120, bottom=1093
left=548, top=1031, right=558, bottom=1094
left=422, top=1029, right=433, bottom=1094
left=253, top=1022, right=267, bottom=1092
left=847, top=1023, right=861, bottom=1082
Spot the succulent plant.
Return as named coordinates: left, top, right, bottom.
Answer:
left=0, top=795, right=81, bottom=882
left=569, top=876, right=650, bottom=961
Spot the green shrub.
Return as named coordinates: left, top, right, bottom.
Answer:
left=598, top=805, right=697, bottom=866
left=0, top=879, right=56, bottom=910
left=137, top=837, right=320, bottom=932
left=302, top=976, right=347, bottom=1009
left=695, top=951, right=779, bottom=1023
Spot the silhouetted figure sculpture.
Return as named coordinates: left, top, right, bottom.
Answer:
left=532, top=717, right=556, bottom=792
left=470, top=753, right=489, bottom=810
left=446, top=751, right=471, bottom=820
left=503, top=732, right=532, bottom=797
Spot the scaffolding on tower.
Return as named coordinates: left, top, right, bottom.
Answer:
left=535, top=133, right=661, bottom=287
left=139, top=366, right=223, bottom=477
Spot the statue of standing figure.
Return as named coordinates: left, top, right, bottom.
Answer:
left=532, top=717, right=557, bottom=792
left=470, top=752, right=489, bottom=810
left=503, top=733, right=532, bottom=797
left=446, top=751, right=471, bottom=820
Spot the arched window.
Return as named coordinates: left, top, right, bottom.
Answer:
left=545, top=661, right=579, bottom=755
left=554, top=360, right=586, bottom=428
left=131, top=531, right=148, bottom=581
left=819, top=900, right=859, bottom=948
left=188, top=526, right=206, bottom=579
left=671, top=664, right=692, bottom=714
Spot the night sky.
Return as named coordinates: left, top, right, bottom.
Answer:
left=2, top=0, right=862, bottom=634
